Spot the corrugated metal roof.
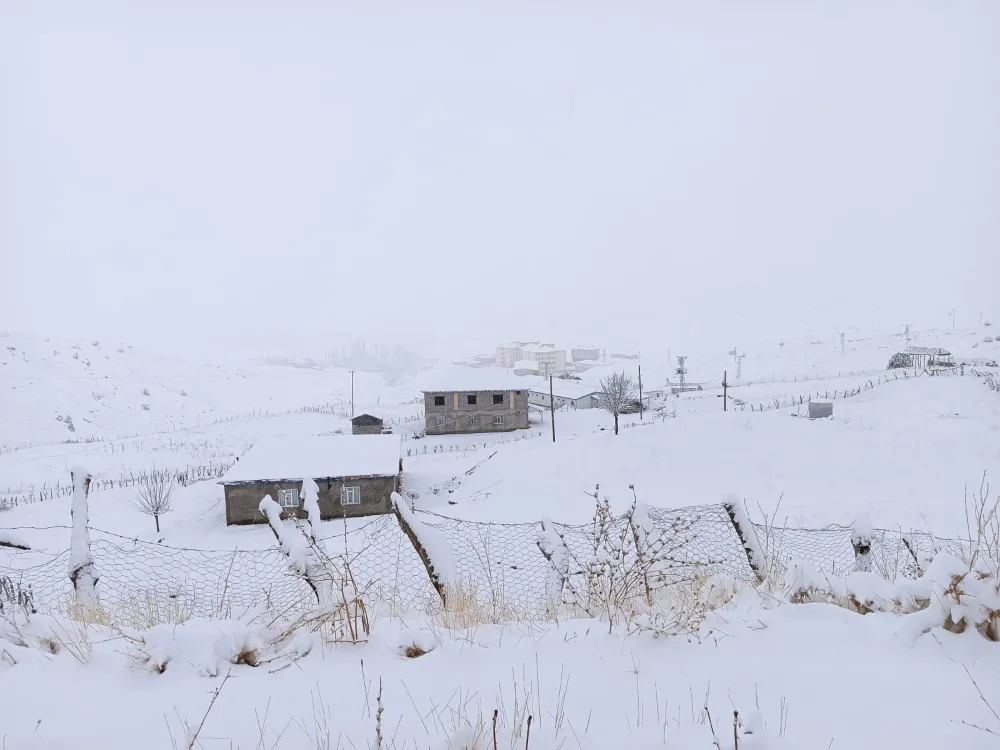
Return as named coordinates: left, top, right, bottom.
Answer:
left=902, top=346, right=951, bottom=356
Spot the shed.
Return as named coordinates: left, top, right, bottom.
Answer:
left=219, top=434, right=402, bottom=525
left=808, top=399, right=833, bottom=419
left=512, top=359, right=539, bottom=376
left=351, top=413, right=384, bottom=435
left=900, top=346, right=953, bottom=369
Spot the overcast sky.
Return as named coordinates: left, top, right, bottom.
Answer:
left=2, top=1, right=997, bottom=358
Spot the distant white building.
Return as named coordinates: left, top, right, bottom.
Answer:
left=529, top=383, right=601, bottom=409
left=571, top=346, right=601, bottom=362
left=495, top=343, right=523, bottom=368
left=521, top=345, right=567, bottom=374
left=644, top=385, right=670, bottom=400
left=512, top=359, right=539, bottom=376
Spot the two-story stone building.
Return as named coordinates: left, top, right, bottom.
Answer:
left=422, top=372, right=531, bottom=435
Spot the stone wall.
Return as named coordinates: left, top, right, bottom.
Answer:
left=423, top=389, right=530, bottom=435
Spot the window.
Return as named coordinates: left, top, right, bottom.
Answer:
left=341, top=486, right=361, bottom=505
left=278, top=489, right=299, bottom=508
left=492, top=393, right=504, bottom=405
left=433, top=395, right=445, bottom=406
left=493, top=415, right=504, bottom=425
left=467, top=394, right=477, bottom=405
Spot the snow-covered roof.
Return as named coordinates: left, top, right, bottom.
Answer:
left=902, top=346, right=951, bottom=356
left=221, top=435, right=402, bottom=484
left=419, top=366, right=530, bottom=392
left=530, top=383, right=601, bottom=399
left=522, top=344, right=562, bottom=354
left=513, top=360, right=539, bottom=370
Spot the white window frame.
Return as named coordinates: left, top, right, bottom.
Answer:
left=341, top=485, right=361, bottom=506
left=493, top=414, right=504, bottom=425
left=278, top=488, right=299, bottom=508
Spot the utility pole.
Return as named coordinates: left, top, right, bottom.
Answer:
left=840, top=332, right=845, bottom=357
left=637, top=362, right=643, bottom=420
left=675, top=356, right=687, bottom=390
left=548, top=374, right=556, bottom=442
left=904, top=324, right=911, bottom=347
left=350, top=370, right=355, bottom=417
left=952, top=309, right=956, bottom=329
left=735, top=353, right=745, bottom=382
left=722, top=370, right=728, bottom=412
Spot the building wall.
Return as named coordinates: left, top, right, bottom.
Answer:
left=495, top=345, right=522, bottom=368
left=524, top=349, right=567, bottom=373
left=224, top=474, right=399, bottom=525
left=352, top=423, right=383, bottom=435
left=423, top=389, right=530, bottom=434
left=529, top=391, right=598, bottom=409
left=571, top=347, right=600, bottom=362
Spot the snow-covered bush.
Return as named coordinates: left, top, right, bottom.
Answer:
left=887, top=352, right=912, bottom=369
left=783, top=552, right=1000, bottom=640
left=129, top=617, right=262, bottom=675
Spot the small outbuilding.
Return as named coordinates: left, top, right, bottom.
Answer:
left=808, top=399, right=833, bottom=419
left=899, top=346, right=953, bottom=369
left=512, top=359, right=539, bottom=376
left=351, top=413, right=384, bottom=435
left=220, top=434, right=402, bottom=525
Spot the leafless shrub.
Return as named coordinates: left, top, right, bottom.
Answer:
left=130, top=472, right=175, bottom=533
left=542, top=485, right=709, bottom=634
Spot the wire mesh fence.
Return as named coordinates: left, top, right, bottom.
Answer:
left=0, top=503, right=978, bottom=626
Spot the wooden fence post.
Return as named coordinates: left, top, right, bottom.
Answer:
left=393, top=503, right=448, bottom=606
left=723, top=501, right=765, bottom=583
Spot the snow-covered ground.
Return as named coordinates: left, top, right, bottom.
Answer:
left=1, top=325, right=999, bottom=749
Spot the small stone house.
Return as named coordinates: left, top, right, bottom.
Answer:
left=351, top=413, right=384, bottom=435
left=220, top=434, right=402, bottom=525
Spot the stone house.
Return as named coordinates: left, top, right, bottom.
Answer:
left=423, top=387, right=530, bottom=435
left=351, top=413, right=384, bottom=435
left=220, top=434, right=402, bottom=525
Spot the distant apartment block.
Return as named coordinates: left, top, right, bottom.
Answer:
left=495, top=343, right=523, bottom=368
left=521, top=345, right=567, bottom=374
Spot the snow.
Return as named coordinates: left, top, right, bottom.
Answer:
left=416, top=365, right=534, bottom=392
left=1, top=327, right=1000, bottom=747
left=530, top=381, right=602, bottom=399
left=0, top=529, right=29, bottom=550
left=134, top=618, right=262, bottom=676
left=221, top=434, right=401, bottom=483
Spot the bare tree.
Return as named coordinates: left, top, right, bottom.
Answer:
left=131, top=472, right=175, bottom=533
left=599, top=370, right=636, bottom=435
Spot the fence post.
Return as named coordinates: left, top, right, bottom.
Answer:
left=392, top=501, right=448, bottom=606
left=723, top=500, right=765, bottom=583
left=851, top=515, right=873, bottom=573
